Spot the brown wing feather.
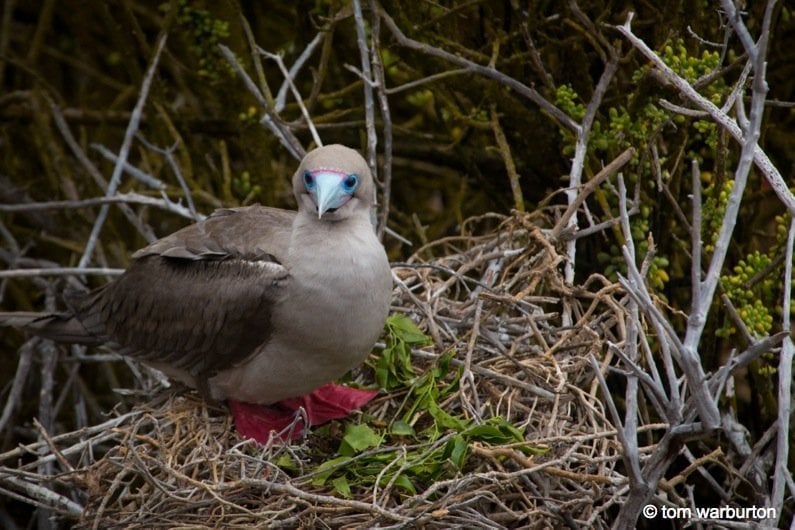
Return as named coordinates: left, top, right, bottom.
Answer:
left=4, top=205, right=295, bottom=383
left=73, top=255, right=288, bottom=380
left=133, top=205, right=295, bottom=261
left=70, top=204, right=295, bottom=380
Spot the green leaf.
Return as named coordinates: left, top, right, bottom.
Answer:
left=468, top=418, right=525, bottom=444
left=390, top=473, right=417, bottom=495
left=374, top=347, right=393, bottom=389
left=387, top=314, right=432, bottom=345
left=340, top=424, right=382, bottom=456
left=390, top=420, right=416, bottom=437
left=428, top=400, right=468, bottom=431
left=274, top=453, right=298, bottom=472
left=433, top=349, right=454, bottom=378
left=311, top=456, right=351, bottom=486
left=332, top=476, right=352, bottom=498
left=518, top=444, right=551, bottom=456
left=445, top=434, right=468, bottom=469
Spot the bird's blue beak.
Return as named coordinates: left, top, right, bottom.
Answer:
left=305, top=170, right=360, bottom=219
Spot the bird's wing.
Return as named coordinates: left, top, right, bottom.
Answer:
left=72, top=205, right=296, bottom=383
left=133, top=205, right=294, bottom=261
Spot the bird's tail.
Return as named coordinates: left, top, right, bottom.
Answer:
left=0, top=311, right=101, bottom=344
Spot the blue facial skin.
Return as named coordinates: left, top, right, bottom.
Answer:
left=304, top=170, right=360, bottom=218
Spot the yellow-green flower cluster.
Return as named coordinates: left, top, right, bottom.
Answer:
left=162, top=0, right=231, bottom=83
left=232, top=171, right=262, bottom=204
left=718, top=250, right=775, bottom=338
left=702, top=179, right=734, bottom=253
left=555, top=84, right=586, bottom=122
left=660, top=40, right=720, bottom=83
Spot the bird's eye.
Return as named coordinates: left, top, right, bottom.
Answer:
left=342, top=174, right=359, bottom=193
left=303, top=171, right=316, bottom=189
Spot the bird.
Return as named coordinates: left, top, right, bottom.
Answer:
left=0, top=144, right=393, bottom=442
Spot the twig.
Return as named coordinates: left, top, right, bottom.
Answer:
left=32, top=418, right=74, bottom=473
left=614, top=13, right=795, bottom=214
left=78, top=33, right=168, bottom=268
left=690, top=160, right=702, bottom=299
left=0, top=192, right=202, bottom=220
left=769, top=215, right=794, bottom=527
left=0, top=338, right=37, bottom=434
left=0, top=267, right=124, bottom=278
left=274, top=32, right=324, bottom=113
left=369, top=0, right=393, bottom=240
left=135, top=136, right=200, bottom=221
left=561, top=49, right=619, bottom=296
left=384, top=68, right=469, bottom=95
left=218, top=44, right=304, bottom=159
left=378, top=6, right=578, bottom=133
left=238, top=13, right=274, bottom=109
left=258, top=48, right=322, bottom=148
left=352, top=0, right=378, bottom=177
left=0, top=473, right=83, bottom=516
left=90, top=143, right=166, bottom=190
left=489, top=104, right=524, bottom=212
left=49, top=102, right=156, bottom=243
left=613, top=174, right=645, bottom=486
left=550, top=147, right=635, bottom=240
left=238, top=478, right=411, bottom=523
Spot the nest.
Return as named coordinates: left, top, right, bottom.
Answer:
left=1, top=213, right=635, bottom=528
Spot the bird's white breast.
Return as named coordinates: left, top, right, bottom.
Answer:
left=208, top=218, right=391, bottom=404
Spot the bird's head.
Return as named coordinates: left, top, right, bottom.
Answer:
left=293, top=144, right=375, bottom=222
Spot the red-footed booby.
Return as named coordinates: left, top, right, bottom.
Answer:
left=1, top=144, right=392, bottom=442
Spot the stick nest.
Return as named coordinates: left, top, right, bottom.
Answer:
left=3, top=213, right=636, bottom=528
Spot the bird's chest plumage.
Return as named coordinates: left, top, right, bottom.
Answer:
left=279, top=229, right=390, bottom=357
left=209, top=220, right=391, bottom=404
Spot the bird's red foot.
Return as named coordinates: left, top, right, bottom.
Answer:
left=229, top=384, right=378, bottom=443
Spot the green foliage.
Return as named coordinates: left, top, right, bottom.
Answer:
left=374, top=313, right=432, bottom=390
left=659, top=40, right=721, bottom=83
left=718, top=237, right=781, bottom=341
left=238, top=105, right=259, bottom=125
left=161, top=0, right=231, bottom=83
left=558, top=37, right=736, bottom=295
left=555, top=84, right=586, bottom=122
left=285, top=314, right=543, bottom=498
left=713, top=208, right=794, bottom=387
left=232, top=170, right=262, bottom=204
left=702, top=179, right=733, bottom=253
left=660, top=39, right=725, bottom=154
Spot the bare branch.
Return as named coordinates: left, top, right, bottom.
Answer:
left=218, top=44, right=304, bottom=159
left=49, top=102, right=157, bottom=243
left=259, top=48, right=323, bottom=148
left=368, top=1, right=394, bottom=240
left=561, top=47, right=619, bottom=324
left=78, top=34, right=167, bottom=268
left=91, top=143, right=166, bottom=190
left=770, top=215, right=795, bottom=526
left=0, top=472, right=83, bottom=516
left=614, top=13, right=795, bottom=214
left=378, top=6, right=579, bottom=133
left=352, top=0, right=378, bottom=178
left=551, top=147, right=635, bottom=240
left=135, top=136, right=201, bottom=221
left=274, top=32, right=324, bottom=113
left=0, top=267, right=124, bottom=279
left=0, top=192, right=202, bottom=220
